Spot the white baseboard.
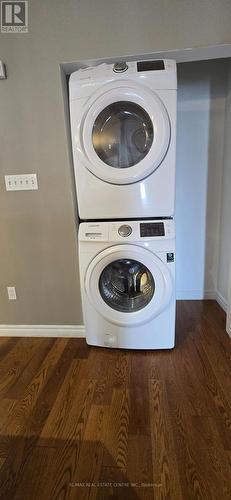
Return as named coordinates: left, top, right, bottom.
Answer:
left=176, top=290, right=204, bottom=300
left=227, top=317, right=231, bottom=337
left=203, top=290, right=217, bottom=300
left=0, top=292, right=228, bottom=338
left=204, top=291, right=228, bottom=312
left=0, top=325, right=86, bottom=338
left=216, top=291, right=228, bottom=313
left=200, top=290, right=227, bottom=312
left=177, top=289, right=228, bottom=312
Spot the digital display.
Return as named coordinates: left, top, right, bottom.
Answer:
left=140, top=222, right=165, bottom=237
left=137, top=60, right=165, bottom=72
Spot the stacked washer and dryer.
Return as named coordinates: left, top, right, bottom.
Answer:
left=69, top=59, right=177, bottom=349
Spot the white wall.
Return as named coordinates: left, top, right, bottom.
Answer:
left=217, top=61, right=231, bottom=307
left=176, top=60, right=228, bottom=299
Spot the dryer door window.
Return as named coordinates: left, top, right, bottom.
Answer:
left=92, top=102, right=153, bottom=169
left=81, top=83, right=170, bottom=185
left=99, top=258, right=154, bottom=312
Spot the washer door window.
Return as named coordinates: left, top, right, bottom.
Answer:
left=99, top=258, right=154, bottom=312
left=92, top=102, right=153, bottom=169
left=81, top=82, right=170, bottom=185
left=85, top=245, right=173, bottom=326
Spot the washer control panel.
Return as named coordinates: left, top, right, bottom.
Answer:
left=118, top=224, right=132, bottom=237
left=140, top=222, right=165, bottom=238
left=79, top=220, right=175, bottom=242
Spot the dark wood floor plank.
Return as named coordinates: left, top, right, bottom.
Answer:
left=0, top=338, right=18, bottom=361
left=11, top=446, right=56, bottom=500
left=0, top=339, right=73, bottom=499
left=0, top=338, right=68, bottom=436
left=6, top=338, right=55, bottom=399
left=68, top=404, right=109, bottom=500
left=197, top=321, right=231, bottom=402
left=149, top=379, right=183, bottom=500
left=111, top=350, right=131, bottom=388
left=129, top=351, right=153, bottom=437
left=103, top=387, right=130, bottom=468
left=0, top=398, right=16, bottom=429
left=96, top=466, right=139, bottom=500
left=40, top=379, right=96, bottom=500
left=129, top=381, right=150, bottom=435
left=23, top=339, right=85, bottom=438
left=189, top=335, right=231, bottom=448
left=70, top=337, right=91, bottom=359
left=78, top=347, right=115, bottom=379
left=81, top=348, right=116, bottom=405
left=0, top=338, right=44, bottom=397
left=169, top=335, right=225, bottom=417
left=0, top=399, right=17, bottom=464
left=165, top=382, right=212, bottom=500
left=126, top=434, right=154, bottom=499
left=0, top=300, right=230, bottom=500
left=190, top=445, right=231, bottom=500
left=187, top=415, right=223, bottom=450
left=40, top=359, right=81, bottom=440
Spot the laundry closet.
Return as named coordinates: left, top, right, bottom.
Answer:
left=62, top=54, right=231, bottom=335
left=175, top=58, right=231, bottom=316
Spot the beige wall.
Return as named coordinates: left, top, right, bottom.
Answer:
left=1, top=0, right=231, bottom=324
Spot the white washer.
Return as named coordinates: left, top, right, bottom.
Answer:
left=69, top=59, right=177, bottom=220
left=79, top=219, right=176, bottom=349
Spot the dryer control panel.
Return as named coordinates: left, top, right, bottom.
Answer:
left=69, top=59, right=177, bottom=93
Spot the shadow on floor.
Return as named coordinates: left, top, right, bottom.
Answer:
left=0, top=435, right=152, bottom=500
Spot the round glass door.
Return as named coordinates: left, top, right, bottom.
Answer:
left=99, top=258, right=155, bottom=312
left=81, top=84, right=171, bottom=184
left=92, top=101, right=153, bottom=169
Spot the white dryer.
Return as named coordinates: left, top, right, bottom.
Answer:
left=69, top=59, right=177, bottom=220
left=79, top=219, right=176, bottom=349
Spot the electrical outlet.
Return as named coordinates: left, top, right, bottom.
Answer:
left=0, top=61, right=6, bottom=79
left=5, top=174, right=38, bottom=191
left=7, top=286, right=17, bottom=300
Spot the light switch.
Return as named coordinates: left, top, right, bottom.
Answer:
left=5, top=174, right=38, bottom=191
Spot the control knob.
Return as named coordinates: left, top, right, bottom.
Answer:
left=118, top=225, right=132, bottom=237
left=113, top=62, right=128, bottom=73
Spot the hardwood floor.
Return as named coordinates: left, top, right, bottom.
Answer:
left=0, top=300, right=230, bottom=499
